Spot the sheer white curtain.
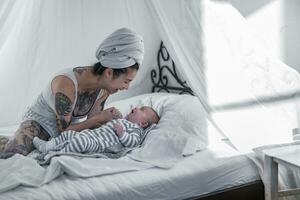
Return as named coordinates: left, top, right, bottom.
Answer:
left=147, top=0, right=300, bottom=152
left=1, top=0, right=299, bottom=152
left=0, top=0, right=160, bottom=128
left=145, top=0, right=226, bottom=146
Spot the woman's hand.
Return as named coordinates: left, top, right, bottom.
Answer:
left=104, top=107, right=123, bottom=119
left=110, top=107, right=123, bottom=119
left=88, top=107, right=123, bottom=127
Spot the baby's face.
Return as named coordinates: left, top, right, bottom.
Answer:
left=126, top=106, right=158, bottom=127
left=126, top=107, right=147, bottom=124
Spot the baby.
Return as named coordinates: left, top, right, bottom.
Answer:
left=33, top=106, right=159, bottom=154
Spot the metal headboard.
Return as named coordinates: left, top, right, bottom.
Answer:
left=151, top=42, right=194, bottom=95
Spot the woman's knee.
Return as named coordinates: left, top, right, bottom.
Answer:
left=3, top=120, right=49, bottom=157
left=17, top=120, right=49, bottom=139
left=0, top=136, right=9, bottom=152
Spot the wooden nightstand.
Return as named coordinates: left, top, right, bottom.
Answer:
left=263, top=143, right=300, bottom=200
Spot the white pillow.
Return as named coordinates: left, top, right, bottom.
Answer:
left=105, top=93, right=208, bottom=155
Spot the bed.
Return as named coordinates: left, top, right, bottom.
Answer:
left=0, top=136, right=262, bottom=200
left=0, top=42, right=264, bottom=200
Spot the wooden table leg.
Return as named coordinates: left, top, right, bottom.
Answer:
left=264, top=155, right=278, bottom=200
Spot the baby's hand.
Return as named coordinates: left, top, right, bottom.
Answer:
left=114, top=123, right=124, bottom=138
left=112, top=109, right=123, bottom=119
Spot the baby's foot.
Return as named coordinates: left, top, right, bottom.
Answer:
left=33, top=137, right=55, bottom=153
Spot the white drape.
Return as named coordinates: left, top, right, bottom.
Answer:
left=0, top=0, right=160, bottom=127
left=147, top=0, right=300, bottom=152
left=2, top=0, right=300, bottom=197
left=0, top=0, right=299, bottom=153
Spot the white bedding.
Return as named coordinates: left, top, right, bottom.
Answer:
left=0, top=93, right=260, bottom=199
left=0, top=138, right=260, bottom=200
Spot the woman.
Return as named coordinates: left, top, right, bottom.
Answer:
left=0, top=27, right=144, bottom=159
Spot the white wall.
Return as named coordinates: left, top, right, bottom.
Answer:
left=230, top=0, right=300, bottom=72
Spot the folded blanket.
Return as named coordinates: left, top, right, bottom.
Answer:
left=34, top=145, right=136, bottom=165
left=0, top=151, right=153, bottom=193
left=0, top=126, right=189, bottom=193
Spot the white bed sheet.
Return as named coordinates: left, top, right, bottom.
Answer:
left=0, top=136, right=260, bottom=200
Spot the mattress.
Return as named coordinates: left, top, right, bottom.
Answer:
left=0, top=135, right=260, bottom=200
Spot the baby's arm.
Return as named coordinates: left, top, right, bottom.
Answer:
left=114, top=123, right=125, bottom=137
left=114, top=123, right=141, bottom=148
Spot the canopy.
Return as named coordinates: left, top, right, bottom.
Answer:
left=0, top=0, right=299, bottom=153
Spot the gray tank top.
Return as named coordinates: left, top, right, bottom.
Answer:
left=23, top=68, right=105, bottom=137
left=42, top=68, right=79, bottom=113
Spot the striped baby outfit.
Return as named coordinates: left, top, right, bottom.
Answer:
left=50, top=119, right=144, bottom=153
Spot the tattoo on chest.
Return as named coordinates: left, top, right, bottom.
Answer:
left=73, top=89, right=100, bottom=116
left=55, top=92, right=72, bottom=115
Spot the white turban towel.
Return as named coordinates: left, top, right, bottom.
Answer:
left=95, top=28, right=144, bottom=69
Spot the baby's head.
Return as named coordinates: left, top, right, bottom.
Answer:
left=126, top=106, right=160, bottom=129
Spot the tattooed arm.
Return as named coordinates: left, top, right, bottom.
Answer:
left=87, top=91, right=108, bottom=119
left=86, top=89, right=120, bottom=120
left=52, top=76, right=103, bottom=132
left=86, top=90, right=122, bottom=128
left=51, top=76, right=75, bottom=133
left=52, top=76, right=122, bottom=133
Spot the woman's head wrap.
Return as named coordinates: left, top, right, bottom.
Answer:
left=95, top=28, right=144, bottom=69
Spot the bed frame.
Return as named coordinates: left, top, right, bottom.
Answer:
left=151, top=42, right=265, bottom=200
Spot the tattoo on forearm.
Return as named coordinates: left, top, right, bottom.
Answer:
left=56, top=118, right=69, bottom=129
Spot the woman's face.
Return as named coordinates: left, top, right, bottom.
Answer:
left=106, top=68, right=137, bottom=94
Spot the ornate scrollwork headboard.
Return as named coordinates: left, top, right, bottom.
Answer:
left=151, top=42, right=194, bottom=95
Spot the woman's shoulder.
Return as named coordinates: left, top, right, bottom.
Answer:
left=51, top=75, right=76, bottom=97
left=51, top=67, right=77, bottom=90
left=52, top=75, right=74, bottom=87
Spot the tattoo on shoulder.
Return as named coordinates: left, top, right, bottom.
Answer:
left=55, top=92, right=72, bottom=115
left=73, top=67, right=91, bottom=75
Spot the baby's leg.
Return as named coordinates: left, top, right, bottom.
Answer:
left=59, top=134, right=102, bottom=153
left=53, top=130, right=79, bottom=143
left=33, top=130, right=79, bottom=153
left=33, top=137, right=61, bottom=153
